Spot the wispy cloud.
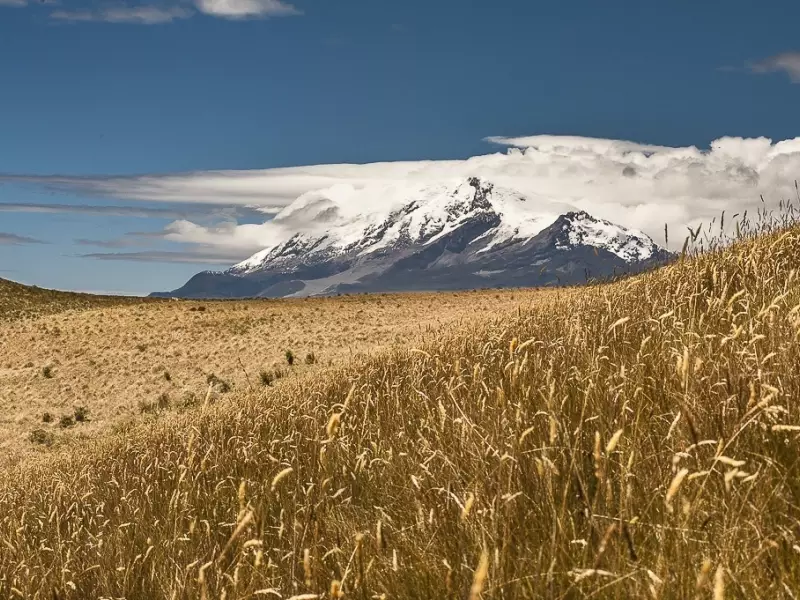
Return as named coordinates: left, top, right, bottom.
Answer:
left=50, top=4, right=192, bottom=23
left=0, top=232, right=46, bottom=245
left=81, top=249, right=251, bottom=264
left=0, top=172, right=297, bottom=207
left=0, top=0, right=27, bottom=7
left=194, top=0, right=299, bottom=19
left=75, top=229, right=193, bottom=247
left=747, top=52, right=800, bottom=83
left=74, top=237, right=141, bottom=248
left=0, top=201, right=190, bottom=218
left=0, top=201, right=276, bottom=222
left=46, top=0, right=299, bottom=23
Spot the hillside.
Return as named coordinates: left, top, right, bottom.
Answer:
left=2, top=223, right=800, bottom=598
left=0, top=277, right=149, bottom=322
left=0, top=286, right=542, bottom=467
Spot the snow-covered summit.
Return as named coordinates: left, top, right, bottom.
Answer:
left=555, top=210, right=660, bottom=262
left=231, top=177, right=664, bottom=275
left=154, top=177, right=672, bottom=299
left=231, top=177, right=559, bottom=274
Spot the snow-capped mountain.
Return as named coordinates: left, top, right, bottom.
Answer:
left=152, top=178, right=672, bottom=298
left=230, top=178, right=556, bottom=273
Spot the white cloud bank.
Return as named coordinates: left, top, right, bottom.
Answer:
left=194, top=0, right=299, bottom=19
left=6, top=135, right=800, bottom=258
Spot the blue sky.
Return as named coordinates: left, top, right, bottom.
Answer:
left=1, top=0, right=800, bottom=294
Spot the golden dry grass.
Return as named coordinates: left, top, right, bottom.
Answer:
left=2, top=223, right=800, bottom=598
left=0, top=288, right=544, bottom=466
left=0, top=277, right=151, bottom=322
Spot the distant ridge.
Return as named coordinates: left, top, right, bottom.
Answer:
left=0, top=277, right=151, bottom=322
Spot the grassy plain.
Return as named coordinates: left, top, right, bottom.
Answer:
left=0, top=282, right=543, bottom=466
left=2, top=222, right=800, bottom=598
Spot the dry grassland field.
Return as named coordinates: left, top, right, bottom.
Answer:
left=0, top=283, right=545, bottom=467
left=2, top=223, right=800, bottom=598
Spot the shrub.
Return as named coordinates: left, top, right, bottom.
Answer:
left=139, top=393, right=171, bottom=414
left=259, top=370, right=273, bottom=387
left=206, top=373, right=231, bottom=393
left=41, top=412, right=53, bottom=423
left=260, top=366, right=288, bottom=387
left=164, top=371, right=172, bottom=382
left=138, top=399, right=156, bottom=414
left=305, top=352, right=317, bottom=365
left=180, top=391, right=198, bottom=408
left=285, top=350, right=295, bottom=366
left=29, top=429, right=54, bottom=446
left=59, top=415, right=75, bottom=429
left=42, top=366, right=53, bottom=379
left=73, top=406, right=90, bottom=422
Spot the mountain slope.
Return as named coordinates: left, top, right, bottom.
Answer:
left=154, top=178, right=673, bottom=298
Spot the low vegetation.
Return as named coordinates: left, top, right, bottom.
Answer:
left=0, top=287, right=534, bottom=466
left=0, top=277, right=148, bottom=322
left=1, top=215, right=799, bottom=597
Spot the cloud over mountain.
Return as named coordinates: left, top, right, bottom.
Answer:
left=5, top=135, right=800, bottom=256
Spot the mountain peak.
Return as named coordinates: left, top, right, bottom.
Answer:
left=230, top=177, right=507, bottom=274
left=554, top=210, right=659, bottom=262
left=155, top=178, right=673, bottom=298
left=562, top=210, right=593, bottom=220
